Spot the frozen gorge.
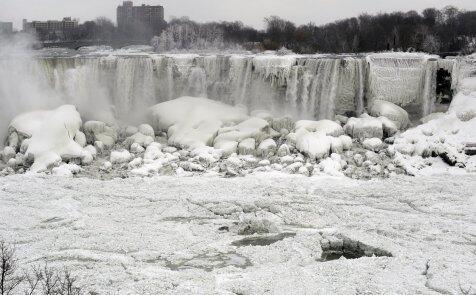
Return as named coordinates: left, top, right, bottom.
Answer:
left=0, top=45, right=476, bottom=294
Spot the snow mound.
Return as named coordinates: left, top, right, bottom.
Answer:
left=369, top=100, right=410, bottom=129
left=14, top=105, right=87, bottom=172
left=149, top=97, right=248, bottom=149
left=448, top=92, right=476, bottom=122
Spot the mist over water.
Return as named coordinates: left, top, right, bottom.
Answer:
left=0, top=33, right=62, bottom=143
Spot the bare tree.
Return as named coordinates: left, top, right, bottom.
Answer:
left=0, top=241, right=24, bottom=295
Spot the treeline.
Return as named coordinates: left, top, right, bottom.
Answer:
left=151, top=6, right=476, bottom=54
left=261, top=6, right=476, bottom=54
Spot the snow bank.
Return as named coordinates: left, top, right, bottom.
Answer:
left=395, top=89, right=476, bottom=172
left=17, top=105, right=86, bottom=172
left=149, top=97, right=248, bottom=149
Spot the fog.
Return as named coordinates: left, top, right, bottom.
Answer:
left=2, top=0, right=476, bottom=29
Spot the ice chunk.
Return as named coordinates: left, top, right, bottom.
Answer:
left=110, top=150, right=132, bottom=164
left=238, top=138, right=256, bottom=155
left=363, top=138, right=383, bottom=152
left=83, top=121, right=117, bottom=148
left=15, top=105, right=85, bottom=172
left=74, top=131, right=87, bottom=148
left=344, top=117, right=384, bottom=139
left=369, top=100, right=410, bottom=129
left=295, top=129, right=331, bottom=160
left=144, top=143, right=163, bottom=161
left=2, top=146, right=15, bottom=163
left=295, top=119, right=344, bottom=137
left=257, top=139, right=277, bottom=157
left=52, top=164, right=82, bottom=177
left=125, top=132, right=154, bottom=148
left=138, top=124, right=155, bottom=137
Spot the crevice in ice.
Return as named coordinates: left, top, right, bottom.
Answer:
left=231, top=232, right=296, bottom=247
left=319, top=235, right=392, bottom=262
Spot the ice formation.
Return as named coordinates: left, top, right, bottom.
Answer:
left=8, top=105, right=89, bottom=172
left=1, top=46, right=476, bottom=178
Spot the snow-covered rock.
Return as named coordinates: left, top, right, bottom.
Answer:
left=277, top=144, right=290, bottom=157
left=125, top=132, right=154, bottom=148
left=369, top=100, right=410, bottom=129
left=74, top=131, right=87, bottom=148
left=270, top=117, right=294, bottom=132
left=128, top=157, right=143, bottom=169
left=83, top=121, right=117, bottom=148
left=329, top=137, right=344, bottom=154
left=448, top=92, right=476, bottom=122
left=13, top=105, right=86, bottom=172
left=339, top=135, right=353, bottom=150
left=138, top=124, right=155, bottom=137
left=257, top=139, right=277, bottom=157
left=125, top=126, right=139, bottom=137
left=6, top=132, right=19, bottom=151
left=295, top=119, right=344, bottom=137
left=319, top=154, right=344, bottom=176
left=215, top=140, right=238, bottom=156
left=295, top=129, right=331, bottom=160
left=149, top=96, right=248, bottom=149
left=238, top=138, right=256, bottom=155
left=100, top=161, right=112, bottom=171
left=2, top=146, right=15, bottom=163
left=52, top=163, right=82, bottom=177
left=84, top=145, right=97, bottom=158
left=110, top=150, right=132, bottom=164
left=144, top=143, right=163, bottom=161
left=214, top=117, right=271, bottom=152
left=190, top=146, right=222, bottom=166
left=130, top=143, right=145, bottom=154
left=344, top=117, right=384, bottom=139
left=377, top=116, right=399, bottom=137
left=363, top=138, right=383, bottom=152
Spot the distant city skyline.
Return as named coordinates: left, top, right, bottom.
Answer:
left=2, top=0, right=476, bottom=30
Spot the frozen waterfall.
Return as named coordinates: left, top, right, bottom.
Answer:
left=2, top=51, right=472, bottom=130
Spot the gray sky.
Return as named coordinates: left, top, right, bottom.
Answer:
left=2, top=0, right=476, bottom=30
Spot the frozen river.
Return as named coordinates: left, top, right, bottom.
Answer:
left=1, top=173, right=475, bottom=294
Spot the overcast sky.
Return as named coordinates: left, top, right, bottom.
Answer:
left=2, top=0, right=476, bottom=30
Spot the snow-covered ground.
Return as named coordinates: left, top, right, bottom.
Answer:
left=1, top=173, right=475, bottom=294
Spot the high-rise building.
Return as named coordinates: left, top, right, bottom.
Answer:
left=117, top=1, right=165, bottom=35
left=0, top=22, right=13, bottom=34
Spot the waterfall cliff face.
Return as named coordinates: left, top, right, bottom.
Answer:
left=2, top=52, right=468, bottom=127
